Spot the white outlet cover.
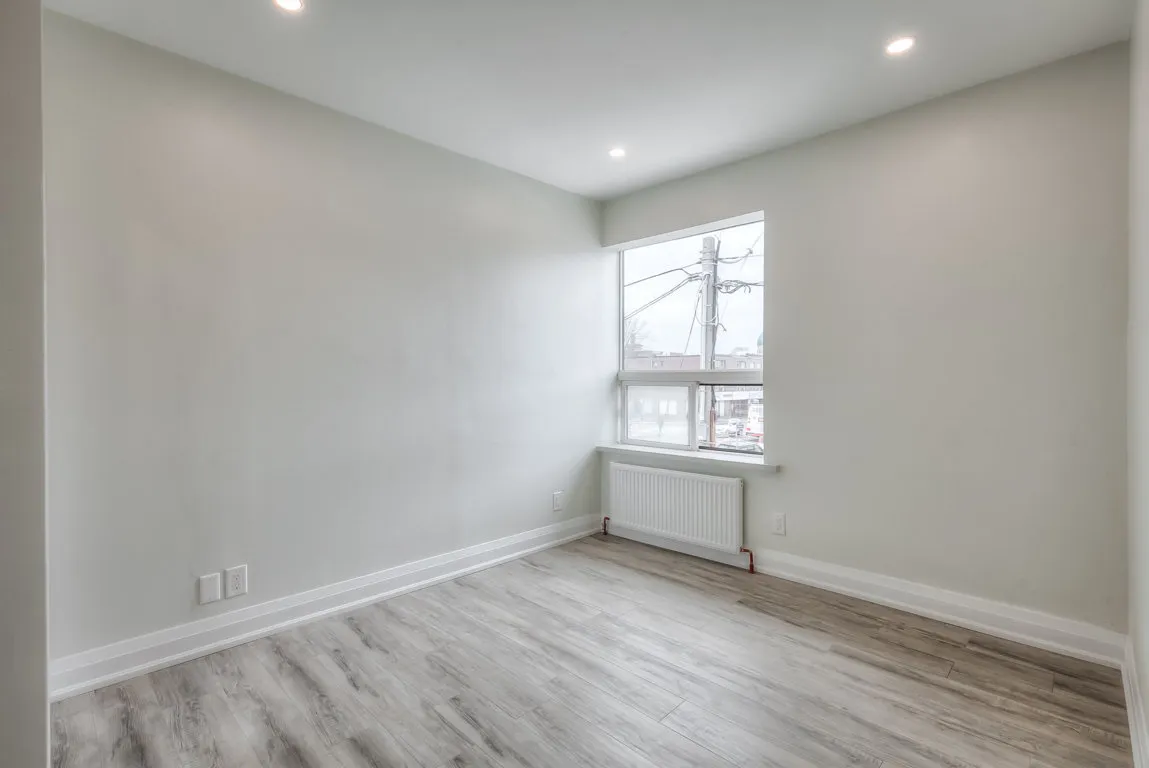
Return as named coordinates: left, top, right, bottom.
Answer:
left=772, top=512, right=787, bottom=536
left=198, top=573, right=222, bottom=604
left=224, top=564, right=248, bottom=599
left=552, top=490, right=565, bottom=512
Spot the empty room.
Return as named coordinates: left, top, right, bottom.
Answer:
left=11, top=0, right=1149, bottom=766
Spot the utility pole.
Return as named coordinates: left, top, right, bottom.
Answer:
left=701, top=237, right=719, bottom=445
left=701, top=236, right=719, bottom=369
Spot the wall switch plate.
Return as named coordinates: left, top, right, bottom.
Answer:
left=224, top=564, right=248, bottom=599
left=552, top=491, right=565, bottom=512
left=771, top=512, right=787, bottom=536
left=198, top=573, right=222, bottom=604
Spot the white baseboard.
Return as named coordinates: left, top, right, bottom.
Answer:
left=1127, top=638, right=1149, bottom=768
left=606, top=523, right=753, bottom=570
left=606, top=526, right=1125, bottom=668
left=50, top=515, right=598, bottom=701
left=757, top=549, right=1125, bottom=668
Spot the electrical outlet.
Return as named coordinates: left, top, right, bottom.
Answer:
left=198, top=573, right=222, bottom=605
left=771, top=512, right=787, bottom=536
left=552, top=490, right=565, bottom=513
left=224, top=564, right=248, bottom=599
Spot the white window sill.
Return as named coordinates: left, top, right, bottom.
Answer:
left=596, top=443, right=781, bottom=472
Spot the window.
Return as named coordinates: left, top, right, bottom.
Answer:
left=619, top=216, right=765, bottom=455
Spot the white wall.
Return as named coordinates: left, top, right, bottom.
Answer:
left=43, top=13, right=615, bottom=659
left=604, top=45, right=1130, bottom=631
left=1129, top=0, right=1149, bottom=741
left=0, top=0, right=48, bottom=763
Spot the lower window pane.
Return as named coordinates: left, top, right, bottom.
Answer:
left=698, top=386, right=764, bottom=454
left=626, top=385, right=690, bottom=446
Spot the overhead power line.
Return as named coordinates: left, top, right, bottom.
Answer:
left=717, top=252, right=764, bottom=263
left=624, top=274, right=699, bottom=320
left=717, top=279, right=764, bottom=294
left=624, top=262, right=700, bottom=289
left=682, top=284, right=704, bottom=354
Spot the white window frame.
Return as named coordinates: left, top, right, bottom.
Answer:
left=616, top=212, right=765, bottom=456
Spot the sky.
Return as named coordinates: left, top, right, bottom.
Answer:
left=623, top=220, right=764, bottom=359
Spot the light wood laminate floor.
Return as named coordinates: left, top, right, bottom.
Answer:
left=52, top=534, right=1133, bottom=768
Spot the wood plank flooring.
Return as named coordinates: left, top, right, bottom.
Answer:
left=52, top=534, right=1133, bottom=767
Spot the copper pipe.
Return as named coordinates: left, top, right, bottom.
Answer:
left=602, top=516, right=610, bottom=536
left=740, top=547, right=755, bottom=574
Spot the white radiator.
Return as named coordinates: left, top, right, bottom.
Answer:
left=608, top=462, right=744, bottom=554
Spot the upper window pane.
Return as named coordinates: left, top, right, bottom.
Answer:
left=623, top=220, right=764, bottom=372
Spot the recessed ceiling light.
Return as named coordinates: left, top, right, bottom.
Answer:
left=886, top=36, right=915, bottom=56
left=609, top=147, right=626, bottom=159
left=275, top=0, right=304, bottom=13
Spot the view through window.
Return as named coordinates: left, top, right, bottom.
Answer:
left=620, top=218, right=765, bottom=455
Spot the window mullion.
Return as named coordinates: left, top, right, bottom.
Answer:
left=687, top=383, right=698, bottom=451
